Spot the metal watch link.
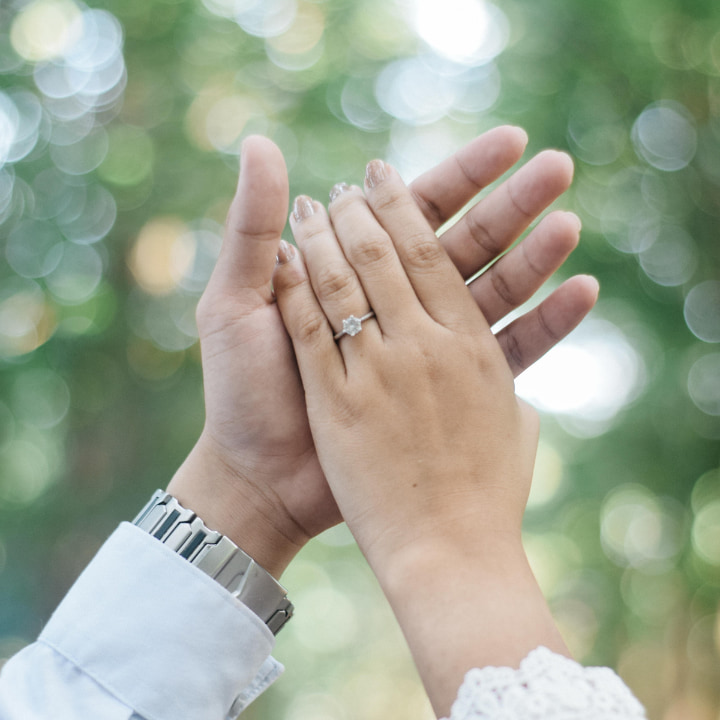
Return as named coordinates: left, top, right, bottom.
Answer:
left=133, top=489, right=293, bottom=634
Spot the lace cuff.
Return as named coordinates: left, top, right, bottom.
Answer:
left=444, top=647, right=646, bottom=720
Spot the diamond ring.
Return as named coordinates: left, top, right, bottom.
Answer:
left=333, top=311, right=376, bottom=341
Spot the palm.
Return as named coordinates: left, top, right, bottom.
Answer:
left=198, top=286, right=340, bottom=537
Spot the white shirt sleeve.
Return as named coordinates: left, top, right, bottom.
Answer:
left=0, top=522, right=283, bottom=720
left=443, top=646, right=647, bottom=720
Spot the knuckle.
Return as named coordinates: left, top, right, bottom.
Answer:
left=403, top=235, right=445, bottom=270
left=226, top=208, right=279, bottom=245
left=372, top=190, right=404, bottom=214
left=348, top=232, right=392, bottom=267
left=489, top=265, right=515, bottom=307
left=314, top=265, right=357, bottom=304
left=410, top=188, right=444, bottom=228
left=274, top=262, right=307, bottom=296
left=520, top=238, right=546, bottom=278
left=503, top=330, right=526, bottom=374
left=537, top=303, right=561, bottom=342
left=294, top=312, right=327, bottom=345
left=297, top=221, right=328, bottom=243
left=466, top=212, right=501, bottom=254
left=505, top=181, right=534, bottom=221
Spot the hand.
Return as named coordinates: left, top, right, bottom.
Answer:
left=407, top=132, right=597, bottom=375
left=273, top=165, right=538, bottom=564
left=168, top=130, right=597, bottom=577
left=272, top=163, right=569, bottom=714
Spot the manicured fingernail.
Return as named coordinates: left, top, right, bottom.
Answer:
left=293, top=195, right=315, bottom=222
left=329, top=182, right=350, bottom=203
left=365, top=160, right=386, bottom=189
left=276, top=239, right=296, bottom=265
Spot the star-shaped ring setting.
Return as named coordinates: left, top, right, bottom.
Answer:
left=333, top=311, right=376, bottom=341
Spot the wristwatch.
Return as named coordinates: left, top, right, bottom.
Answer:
left=133, top=489, right=293, bottom=634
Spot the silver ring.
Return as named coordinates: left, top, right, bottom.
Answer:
left=333, top=311, right=376, bottom=340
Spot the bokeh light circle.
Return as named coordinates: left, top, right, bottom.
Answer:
left=375, top=57, right=456, bottom=126
left=684, top=280, right=720, bottom=343
left=0, top=278, right=55, bottom=357
left=9, top=0, right=83, bottom=62
left=0, top=436, right=60, bottom=505
left=0, top=90, right=44, bottom=166
left=0, top=92, right=20, bottom=167
left=409, top=0, right=509, bottom=66
left=632, top=101, right=697, bottom=172
left=61, top=184, right=117, bottom=244
left=600, top=167, right=660, bottom=255
left=201, top=0, right=299, bottom=38
left=12, top=369, right=70, bottom=429
left=45, top=242, right=103, bottom=304
left=567, top=83, right=626, bottom=166
left=6, top=219, right=64, bottom=278
left=692, top=500, right=720, bottom=565
left=688, top=354, right=720, bottom=416
left=639, top=226, right=698, bottom=286
left=49, top=126, right=108, bottom=175
left=514, top=318, right=644, bottom=436
left=601, top=485, right=683, bottom=570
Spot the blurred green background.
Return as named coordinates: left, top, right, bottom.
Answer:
left=1, top=0, right=719, bottom=717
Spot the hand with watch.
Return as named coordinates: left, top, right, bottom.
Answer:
left=133, top=490, right=294, bottom=635
left=146, top=131, right=596, bottom=637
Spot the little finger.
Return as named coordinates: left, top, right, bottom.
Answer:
left=495, top=275, right=599, bottom=377
left=272, top=239, right=346, bottom=385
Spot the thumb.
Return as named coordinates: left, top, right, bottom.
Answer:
left=213, top=135, right=289, bottom=293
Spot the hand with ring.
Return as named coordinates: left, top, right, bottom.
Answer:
left=273, top=161, right=573, bottom=716
left=167, top=129, right=597, bottom=581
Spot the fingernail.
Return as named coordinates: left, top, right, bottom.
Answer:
left=276, top=239, right=296, bottom=265
left=582, top=274, right=600, bottom=294
left=236, top=142, right=247, bottom=189
left=329, top=182, right=350, bottom=203
left=565, top=211, right=582, bottom=232
left=293, top=195, right=315, bottom=222
left=511, top=125, right=529, bottom=146
left=365, top=160, right=386, bottom=189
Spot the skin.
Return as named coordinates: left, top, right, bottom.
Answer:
left=272, top=161, right=572, bottom=716
left=166, top=129, right=598, bottom=579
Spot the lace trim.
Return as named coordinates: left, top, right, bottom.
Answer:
left=444, top=647, right=646, bottom=720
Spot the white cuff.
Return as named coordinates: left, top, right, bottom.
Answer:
left=39, top=522, right=283, bottom=720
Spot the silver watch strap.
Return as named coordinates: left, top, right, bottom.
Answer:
left=133, top=490, right=293, bottom=634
